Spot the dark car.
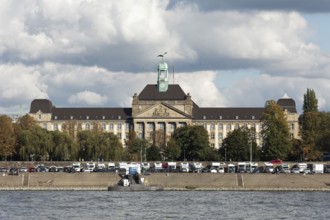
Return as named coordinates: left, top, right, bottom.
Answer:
left=8, top=167, right=19, bottom=175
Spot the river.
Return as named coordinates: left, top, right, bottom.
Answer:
left=0, top=191, right=329, bottom=220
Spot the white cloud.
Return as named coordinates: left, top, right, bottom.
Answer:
left=0, top=0, right=330, bottom=113
left=68, top=90, right=107, bottom=105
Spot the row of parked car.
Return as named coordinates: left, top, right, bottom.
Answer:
left=1, top=161, right=330, bottom=175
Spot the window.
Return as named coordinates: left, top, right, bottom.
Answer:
left=110, top=123, right=114, bottom=130
left=218, top=123, right=223, bottom=130
left=203, top=123, right=207, bottom=129
left=210, top=133, right=215, bottom=139
left=139, top=123, right=144, bottom=130
left=43, top=123, right=47, bottom=129
left=226, top=123, right=231, bottom=130
left=138, top=133, right=143, bottom=139
left=210, top=122, right=215, bottom=130
left=102, top=122, right=106, bottom=130
left=218, top=133, right=223, bottom=140
left=148, top=123, right=154, bottom=130
left=179, top=122, right=186, bottom=127
left=102, top=116, right=105, bottom=120
left=118, top=123, right=122, bottom=130
left=219, top=116, right=222, bottom=120
left=159, top=123, right=165, bottom=130
left=86, top=123, right=90, bottom=130
left=70, top=116, right=73, bottom=120
left=203, top=116, right=206, bottom=120
left=86, top=116, right=89, bottom=120
left=126, top=123, right=130, bottom=130
left=38, top=114, right=41, bottom=120
left=235, top=116, right=239, bottom=120
left=118, top=116, right=121, bottom=120
left=117, top=133, right=122, bottom=139
left=235, top=123, right=239, bottom=129
left=291, top=123, right=294, bottom=130
left=170, top=123, right=176, bottom=130
left=54, top=116, right=57, bottom=120
left=252, top=116, right=255, bottom=120
left=54, top=123, right=58, bottom=130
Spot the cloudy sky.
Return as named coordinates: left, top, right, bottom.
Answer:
left=1, top=0, right=330, bottom=115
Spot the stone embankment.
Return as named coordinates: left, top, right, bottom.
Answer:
left=1, top=172, right=330, bottom=191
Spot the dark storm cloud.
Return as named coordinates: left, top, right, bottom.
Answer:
left=168, top=0, right=330, bottom=13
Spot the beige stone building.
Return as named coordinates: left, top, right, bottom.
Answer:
left=29, top=58, right=299, bottom=149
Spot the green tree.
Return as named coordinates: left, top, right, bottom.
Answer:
left=173, top=125, right=210, bottom=161
left=303, top=88, right=318, bottom=113
left=146, top=145, right=162, bottom=161
left=220, top=127, right=258, bottom=161
left=76, top=130, right=97, bottom=161
left=96, top=132, right=123, bottom=161
left=261, top=100, right=292, bottom=161
left=164, top=139, right=181, bottom=161
left=50, top=130, right=77, bottom=161
left=0, top=115, right=16, bottom=160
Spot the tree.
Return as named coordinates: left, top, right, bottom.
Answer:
left=164, top=139, right=181, bottom=161
left=0, top=115, right=16, bottom=160
left=50, top=130, right=77, bottom=161
left=146, top=145, right=162, bottom=161
left=220, top=127, right=258, bottom=161
left=173, top=125, right=211, bottom=161
left=303, top=88, right=318, bottom=113
left=261, top=100, right=292, bottom=161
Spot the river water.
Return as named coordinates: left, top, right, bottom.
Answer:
left=0, top=191, right=329, bottom=220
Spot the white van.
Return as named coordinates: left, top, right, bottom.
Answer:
left=298, top=163, right=307, bottom=173
left=180, top=162, right=190, bottom=172
left=86, top=162, right=95, bottom=172
left=72, top=163, right=81, bottom=172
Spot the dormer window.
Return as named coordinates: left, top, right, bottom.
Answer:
left=203, top=116, right=206, bottom=120
left=235, top=116, right=239, bottom=120
left=118, top=116, right=121, bottom=120
left=102, top=116, right=105, bottom=120
left=54, top=116, right=57, bottom=120
left=70, top=116, right=73, bottom=120
left=252, top=116, right=255, bottom=120
left=86, top=116, right=89, bottom=120
left=219, top=116, right=222, bottom=120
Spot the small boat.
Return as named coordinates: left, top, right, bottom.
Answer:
left=108, top=174, right=163, bottom=191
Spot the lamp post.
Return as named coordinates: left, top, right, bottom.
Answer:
left=250, top=141, right=253, bottom=162
left=140, top=144, right=143, bottom=163
left=225, top=147, right=227, bottom=162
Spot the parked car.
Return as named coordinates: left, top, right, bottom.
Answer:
left=291, top=167, right=300, bottom=174
left=8, top=167, right=19, bottom=175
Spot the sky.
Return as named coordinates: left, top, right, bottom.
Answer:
left=1, top=0, right=330, bottom=115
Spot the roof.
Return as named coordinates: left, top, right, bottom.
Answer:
left=30, top=99, right=54, bottom=113
left=138, top=84, right=187, bottom=100
left=277, top=96, right=297, bottom=113
left=193, top=107, right=265, bottom=120
left=51, top=108, right=132, bottom=120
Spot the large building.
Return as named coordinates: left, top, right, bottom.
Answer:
left=29, top=57, right=299, bottom=148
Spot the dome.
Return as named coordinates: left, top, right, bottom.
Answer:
left=277, top=93, right=297, bottom=113
left=30, top=99, right=54, bottom=113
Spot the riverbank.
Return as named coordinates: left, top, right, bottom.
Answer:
left=0, top=172, right=330, bottom=191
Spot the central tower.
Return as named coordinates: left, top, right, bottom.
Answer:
left=157, top=52, right=169, bottom=92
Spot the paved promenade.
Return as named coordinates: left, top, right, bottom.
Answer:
left=0, top=173, right=329, bottom=191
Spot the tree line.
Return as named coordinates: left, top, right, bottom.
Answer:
left=0, top=88, right=329, bottom=162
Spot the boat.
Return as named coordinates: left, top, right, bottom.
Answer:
left=107, top=173, right=164, bottom=191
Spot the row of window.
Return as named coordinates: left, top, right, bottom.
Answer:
left=202, top=115, right=258, bottom=120
left=51, top=122, right=130, bottom=131
left=197, top=122, right=295, bottom=130
left=49, top=115, right=123, bottom=120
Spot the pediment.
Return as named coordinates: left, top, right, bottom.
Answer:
left=136, top=103, right=190, bottom=118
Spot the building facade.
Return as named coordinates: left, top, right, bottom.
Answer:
left=29, top=58, right=299, bottom=149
